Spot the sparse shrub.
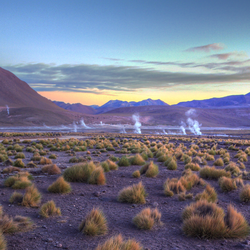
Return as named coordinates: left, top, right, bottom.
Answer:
left=101, top=161, right=110, bottom=172
left=42, top=164, right=61, bottom=175
left=132, top=170, right=140, bottom=178
left=199, top=166, right=231, bottom=179
left=39, top=157, right=52, bottom=165
left=133, top=207, right=162, bottom=230
left=69, top=156, right=79, bottom=163
left=0, top=233, right=6, bottom=250
left=13, top=159, right=25, bottom=168
left=63, top=162, right=96, bottom=182
left=27, top=161, right=37, bottom=168
left=79, top=208, right=107, bottom=236
left=239, top=184, right=250, bottom=202
left=106, top=159, right=118, bottom=170
left=49, top=154, right=57, bottom=159
left=39, top=200, right=61, bottom=218
left=214, top=158, right=224, bottom=166
left=185, top=162, right=200, bottom=171
left=4, top=172, right=32, bottom=189
left=219, top=177, right=237, bottom=192
left=22, top=184, right=41, bottom=207
left=139, top=161, right=159, bottom=177
left=166, top=159, right=177, bottom=170
left=178, top=192, right=193, bottom=201
left=14, top=153, right=25, bottom=159
left=195, top=184, right=217, bottom=203
left=88, top=167, right=106, bottom=185
left=95, top=234, right=143, bottom=250
left=2, top=166, right=20, bottom=174
left=48, top=176, right=71, bottom=194
left=9, top=192, right=23, bottom=204
left=118, top=156, right=130, bottom=167
left=225, top=162, right=241, bottom=176
left=118, top=182, right=147, bottom=204
left=129, top=154, right=145, bottom=165
left=225, top=205, right=250, bottom=238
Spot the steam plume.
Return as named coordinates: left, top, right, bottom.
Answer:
left=6, top=105, right=9, bottom=115
left=185, top=109, right=202, bottom=135
left=132, top=113, right=141, bottom=134
left=80, top=118, right=90, bottom=128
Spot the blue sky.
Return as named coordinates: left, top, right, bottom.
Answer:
left=1, top=0, right=250, bottom=105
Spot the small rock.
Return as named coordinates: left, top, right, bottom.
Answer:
left=47, top=238, right=53, bottom=242
left=42, top=225, right=47, bottom=229
left=93, top=192, right=101, bottom=197
left=152, top=202, right=159, bottom=207
left=132, top=204, right=137, bottom=208
left=80, top=193, right=85, bottom=196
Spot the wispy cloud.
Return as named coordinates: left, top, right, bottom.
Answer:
left=3, top=62, right=250, bottom=94
left=209, top=51, right=247, bottom=60
left=185, top=43, right=225, bottom=53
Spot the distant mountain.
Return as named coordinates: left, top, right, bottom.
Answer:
left=96, top=98, right=168, bottom=114
left=90, top=105, right=100, bottom=109
left=53, top=101, right=95, bottom=114
left=176, top=93, right=250, bottom=108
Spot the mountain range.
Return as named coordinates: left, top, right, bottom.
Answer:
left=54, top=98, right=168, bottom=114
left=1, top=66, right=250, bottom=128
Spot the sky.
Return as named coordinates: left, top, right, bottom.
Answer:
left=1, top=0, right=250, bottom=106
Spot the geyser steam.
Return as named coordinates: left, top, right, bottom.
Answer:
left=6, top=105, right=9, bottom=115
left=132, top=113, right=141, bottom=134
left=185, top=109, right=202, bottom=135
left=180, top=121, right=186, bottom=135
left=80, top=118, right=90, bottom=129
left=73, top=122, right=77, bottom=132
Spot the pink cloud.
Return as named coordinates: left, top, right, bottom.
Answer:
left=186, top=43, right=225, bottom=53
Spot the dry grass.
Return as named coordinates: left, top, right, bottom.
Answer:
left=166, top=159, right=177, bottom=170
left=185, top=162, right=200, bottom=171
left=9, top=192, right=23, bottom=204
left=22, top=184, right=41, bottom=207
left=0, top=233, right=6, bottom=250
left=225, top=205, right=250, bottom=238
left=182, top=200, right=249, bottom=239
left=39, top=200, right=61, bottom=218
left=79, top=208, right=107, bottom=236
left=88, top=167, right=106, bottom=185
left=129, top=154, right=145, bottom=165
left=133, top=207, right=162, bottom=230
left=199, top=166, right=231, bottom=179
left=132, top=170, right=141, bottom=178
left=42, top=164, right=61, bottom=175
left=63, top=162, right=96, bottom=182
left=219, top=177, right=237, bottom=192
left=225, top=162, right=241, bottom=176
left=118, top=156, right=131, bottom=167
left=4, top=172, right=32, bottom=189
left=139, top=161, right=159, bottom=177
left=195, top=184, right=217, bottom=202
left=48, top=176, right=71, bottom=194
left=13, top=159, right=25, bottom=168
left=95, top=234, right=143, bottom=250
left=118, top=182, right=147, bottom=204
left=214, top=158, right=224, bottom=166
left=239, top=184, right=250, bottom=202
left=39, top=157, right=52, bottom=165
left=2, top=166, right=20, bottom=174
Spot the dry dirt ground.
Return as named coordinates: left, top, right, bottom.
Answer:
left=0, top=134, right=250, bottom=250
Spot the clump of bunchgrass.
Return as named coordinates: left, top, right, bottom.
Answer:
left=79, top=208, right=107, bottom=236
left=95, top=234, right=143, bottom=250
left=39, top=157, right=52, bottom=165
left=88, top=167, right=106, bottom=185
left=219, top=176, right=237, bottom=192
left=195, top=184, right=217, bottom=202
left=139, top=161, right=159, bottom=177
left=239, top=184, right=250, bottom=203
left=129, top=154, right=145, bottom=166
left=13, top=159, right=25, bottom=168
left=118, top=156, right=131, bottom=167
left=21, top=184, right=41, bottom=207
left=132, top=170, right=141, bottom=178
left=199, top=166, right=231, bottom=179
left=118, top=182, right=147, bottom=204
left=42, top=164, right=61, bottom=175
left=39, top=200, right=61, bottom=218
left=133, top=207, right=162, bottom=230
left=214, top=158, right=224, bottom=166
left=48, top=176, right=71, bottom=194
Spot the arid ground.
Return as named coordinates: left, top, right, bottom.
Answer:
left=0, top=132, right=250, bottom=250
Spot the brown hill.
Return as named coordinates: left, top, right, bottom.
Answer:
left=0, top=67, right=63, bottom=111
left=0, top=67, right=85, bottom=126
left=53, top=101, right=96, bottom=114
